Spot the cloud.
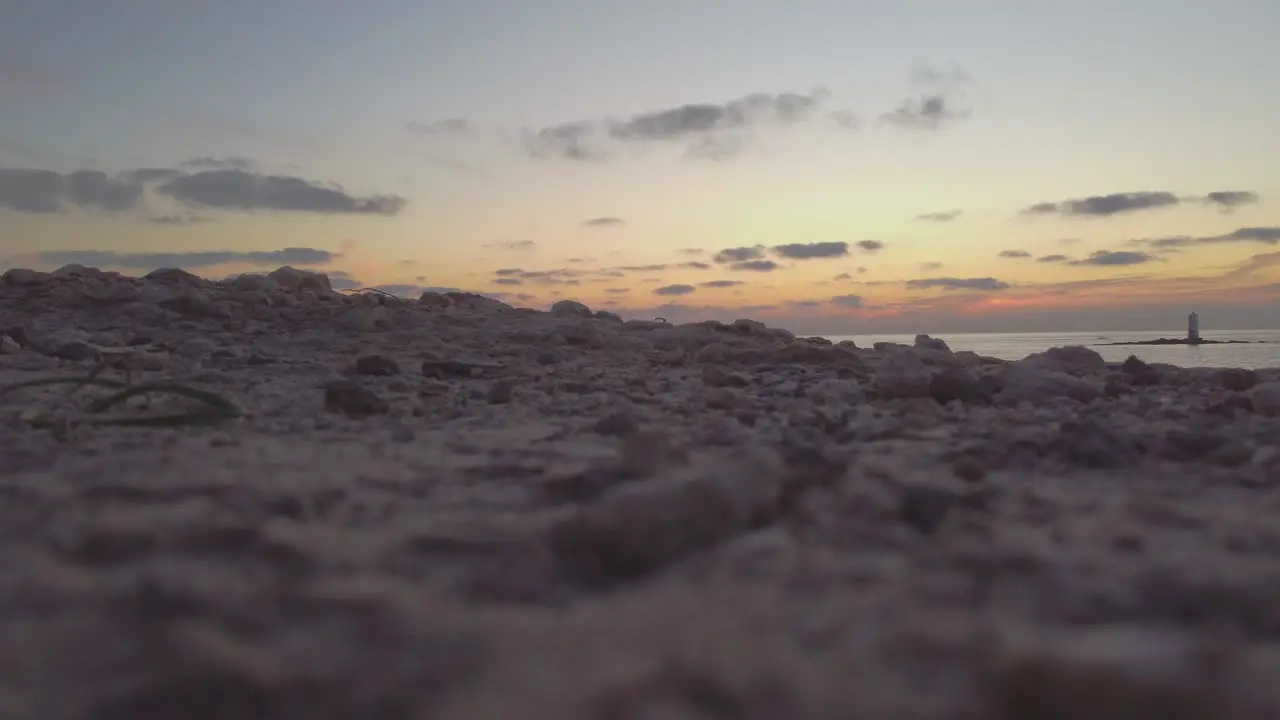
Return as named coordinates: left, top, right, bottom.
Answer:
left=158, top=170, right=405, bottom=215
left=828, top=110, right=861, bottom=130
left=678, top=248, right=703, bottom=255
left=34, top=246, right=337, bottom=271
left=1203, top=190, right=1259, bottom=211
left=916, top=210, right=961, bottom=222
left=1068, top=250, right=1158, bottom=266
left=771, top=241, right=848, bottom=259
left=654, top=284, right=696, bottom=296
left=729, top=260, right=779, bottom=272
left=178, top=157, right=255, bottom=171
left=1020, top=191, right=1180, bottom=218
left=683, top=261, right=711, bottom=270
left=905, top=276, right=1010, bottom=291
left=525, top=88, right=827, bottom=161
left=523, top=121, right=606, bottom=161
left=149, top=213, right=209, bottom=226
left=605, top=288, right=630, bottom=294
left=700, top=280, right=743, bottom=288
left=998, top=250, right=1031, bottom=259
left=1204, top=226, right=1280, bottom=245
left=712, top=246, right=766, bottom=263
left=856, top=240, right=884, bottom=252
left=918, top=261, right=943, bottom=270
left=1037, top=254, right=1069, bottom=263
left=584, top=216, right=625, bottom=227
left=493, top=278, right=523, bottom=286
left=881, top=95, right=967, bottom=131
left=483, top=240, right=538, bottom=251
left=830, top=294, right=864, bottom=308
left=833, top=273, right=853, bottom=281
left=0, top=168, right=140, bottom=213
left=406, top=118, right=474, bottom=135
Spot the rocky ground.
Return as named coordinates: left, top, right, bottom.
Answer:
left=1, top=262, right=1279, bottom=719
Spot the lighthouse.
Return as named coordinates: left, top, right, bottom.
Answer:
left=1187, top=311, right=1200, bottom=344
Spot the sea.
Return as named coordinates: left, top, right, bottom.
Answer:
left=822, top=329, right=1280, bottom=370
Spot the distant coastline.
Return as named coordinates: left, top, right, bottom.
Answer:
left=1098, top=338, right=1270, bottom=347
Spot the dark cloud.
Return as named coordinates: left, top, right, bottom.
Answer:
left=493, top=268, right=522, bottom=276
left=1020, top=191, right=1180, bottom=218
left=1068, top=250, right=1158, bottom=266
left=905, top=277, right=1010, bottom=291
left=881, top=95, right=966, bottom=131
left=916, top=210, right=961, bottom=222
left=121, top=168, right=185, bottom=184
left=1037, top=254, right=1069, bottom=263
left=998, top=250, right=1031, bottom=259
left=1205, top=226, right=1280, bottom=245
left=788, top=300, right=822, bottom=309
left=0, top=168, right=140, bottom=213
left=35, top=246, right=337, bottom=271
left=700, top=280, right=743, bottom=288
left=584, top=216, right=625, bottom=227
left=493, top=278, right=523, bottom=286
left=830, top=294, right=864, bottom=308
left=1132, top=227, right=1280, bottom=249
left=856, top=240, right=884, bottom=252
left=604, top=288, right=630, bottom=294
left=918, top=261, right=943, bottom=270
left=178, top=157, right=255, bottom=171
left=406, top=118, right=473, bottom=135
left=158, top=170, right=405, bottom=215
left=712, top=246, right=765, bottom=263
left=526, top=89, right=826, bottom=161
left=683, top=261, right=711, bottom=270
left=654, top=284, right=696, bottom=296
left=678, top=248, right=703, bottom=255
left=616, top=263, right=669, bottom=272
left=771, top=241, right=849, bottom=259
left=833, top=273, right=853, bottom=281
left=1203, top=190, right=1259, bottom=210
left=729, top=260, right=779, bottom=272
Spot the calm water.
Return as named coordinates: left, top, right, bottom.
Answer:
left=823, top=329, right=1280, bottom=369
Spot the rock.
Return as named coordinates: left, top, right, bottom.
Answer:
left=1018, top=345, right=1107, bottom=376
left=144, top=267, right=204, bottom=285
left=594, top=310, right=622, bottom=323
left=874, top=349, right=933, bottom=399
left=806, top=377, right=865, bottom=406
left=593, top=412, right=639, bottom=437
left=914, top=334, right=951, bottom=352
left=158, top=291, right=226, bottom=319
left=1053, top=420, right=1141, bottom=469
left=701, top=365, right=750, bottom=388
left=551, top=300, right=592, bottom=318
left=1001, top=365, right=1102, bottom=404
left=1250, top=381, right=1280, bottom=417
left=1216, top=367, right=1258, bottom=392
left=228, top=274, right=279, bottom=292
left=322, top=379, right=389, bottom=416
left=1121, top=355, right=1160, bottom=385
left=2, top=268, right=54, bottom=286
left=268, top=266, right=332, bottom=293
left=928, top=369, right=989, bottom=405
left=899, top=486, right=956, bottom=534
left=0, top=335, right=20, bottom=354
left=486, top=379, right=516, bottom=404
left=175, top=338, right=217, bottom=359
left=419, top=291, right=451, bottom=309
left=354, top=354, right=400, bottom=376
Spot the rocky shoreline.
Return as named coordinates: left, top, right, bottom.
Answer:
left=2, top=263, right=1280, bottom=719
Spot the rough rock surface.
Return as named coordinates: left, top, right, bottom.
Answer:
left=2, top=264, right=1280, bottom=719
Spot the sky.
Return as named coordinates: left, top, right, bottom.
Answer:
left=2, top=0, right=1279, bottom=335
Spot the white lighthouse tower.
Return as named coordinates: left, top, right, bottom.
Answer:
left=1187, top=311, right=1200, bottom=344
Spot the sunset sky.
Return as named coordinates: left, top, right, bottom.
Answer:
left=2, top=0, right=1279, bottom=334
